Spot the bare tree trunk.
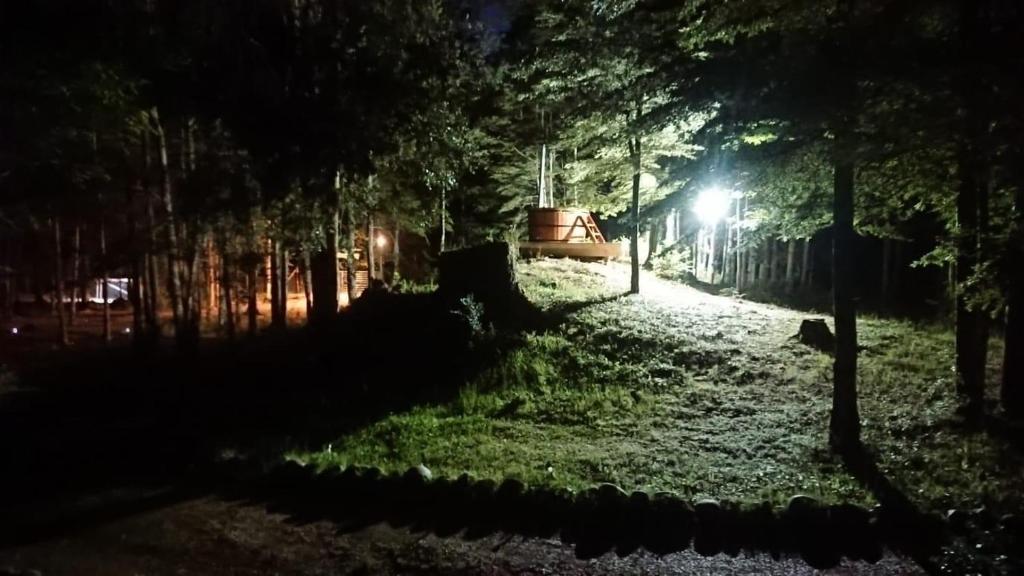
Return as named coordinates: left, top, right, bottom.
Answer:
left=549, top=148, right=557, bottom=206
left=302, top=249, right=313, bottom=319
left=1004, top=177, right=1024, bottom=417
left=393, top=220, right=401, bottom=281
left=247, top=264, right=258, bottom=336
left=440, top=186, right=447, bottom=252
left=954, top=0, right=991, bottom=416
left=69, top=224, right=80, bottom=326
left=130, top=261, right=143, bottom=336
left=220, top=245, right=235, bottom=340
left=53, top=218, right=69, bottom=347
left=724, top=222, right=733, bottom=284
left=830, top=141, right=860, bottom=452
left=142, top=126, right=160, bottom=338
left=784, top=239, right=796, bottom=292
left=881, top=238, right=892, bottom=312
left=629, top=135, right=641, bottom=295
left=205, top=236, right=216, bottom=321
left=265, top=242, right=273, bottom=304
left=367, top=215, right=376, bottom=281
left=270, top=237, right=281, bottom=329
left=736, top=199, right=747, bottom=290
left=151, top=108, right=184, bottom=334
left=311, top=176, right=340, bottom=323
left=643, top=220, right=661, bottom=270
left=100, top=221, right=111, bottom=342
left=278, top=243, right=288, bottom=326
left=538, top=144, right=546, bottom=207
left=345, top=202, right=358, bottom=304
left=801, top=238, right=812, bottom=287
left=270, top=238, right=287, bottom=329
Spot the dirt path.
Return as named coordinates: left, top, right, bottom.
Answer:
left=0, top=496, right=922, bottom=575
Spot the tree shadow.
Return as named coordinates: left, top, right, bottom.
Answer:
left=840, top=444, right=946, bottom=572
left=541, top=292, right=631, bottom=330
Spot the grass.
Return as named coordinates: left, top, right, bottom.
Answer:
left=299, top=258, right=1022, bottom=514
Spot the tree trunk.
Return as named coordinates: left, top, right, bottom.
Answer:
left=311, top=179, right=340, bottom=323
left=880, top=238, right=892, bottom=311
left=801, top=238, right=812, bottom=287
left=737, top=199, right=748, bottom=290
left=1003, top=180, right=1024, bottom=417
left=278, top=242, right=288, bottom=327
left=205, top=236, right=216, bottom=321
left=954, top=0, right=991, bottom=416
left=345, top=202, right=358, bottom=304
left=270, top=237, right=283, bottom=330
left=724, top=222, right=734, bottom=284
left=69, top=224, right=80, bottom=326
left=955, top=109, right=985, bottom=412
left=830, top=137, right=861, bottom=452
left=629, top=136, right=641, bottom=295
left=644, top=220, right=661, bottom=270
left=440, top=186, right=447, bottom=252
left=151, top=108, right=184, bottom=333
left=786, top=238, right=794, bottom=293
left=143, top=129, right=160, bottom=338
left=393, top=221, right=401, bottom=281
left=130, top=259, right=143, bottom=338
left=220, top=245, right=235, bottom=340
left=53, top=218, right=69, bottom=347
left=100, top=221, right=111, bottom=342
left=302, top=249, right=313, bottom=319
left=538, top=144, right=547, bottom=207
left=265, top=243, right=273, bottom=304
left=247, top=264, right=258, bottom=336
left=367, top=215, right=376, bottom=281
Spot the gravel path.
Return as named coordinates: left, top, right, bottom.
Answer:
left=0, top=497, right=923, bottom=575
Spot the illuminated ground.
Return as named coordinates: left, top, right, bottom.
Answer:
left=305, top=259, right=1019, bottom=514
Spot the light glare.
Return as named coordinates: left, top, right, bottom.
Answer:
left=376, top=234, right=387, bottom=249
left=693, top=186, right=731, bottom=225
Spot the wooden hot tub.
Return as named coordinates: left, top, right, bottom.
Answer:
left=521, top=207, right=623, bottom=260
left=527, top=207, right=592, bottom=243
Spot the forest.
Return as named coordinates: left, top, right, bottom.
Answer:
left=0, top=0, right=1022, bottom=574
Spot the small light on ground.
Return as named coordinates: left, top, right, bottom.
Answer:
left=10, top=327, right=18, bottom=335
left=124, top=327, right=132, bottom=334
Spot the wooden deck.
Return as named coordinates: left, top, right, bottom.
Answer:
left=518, top=241, right=624, bottom=261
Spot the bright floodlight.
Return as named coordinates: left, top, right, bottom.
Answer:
left=375, top=234, right=388, bottom=249
left=693, top=186, right=731, bottom=225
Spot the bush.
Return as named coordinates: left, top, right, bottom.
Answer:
left=650, top=245, right=693, bottom=281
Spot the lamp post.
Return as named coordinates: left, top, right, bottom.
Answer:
left=370, top=226, right=395, bottom=281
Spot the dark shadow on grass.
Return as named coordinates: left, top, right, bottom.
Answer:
left=840, top=444, right=946, bottom=573
left=0, top=289, right=540, bottom=548
left=542, top=292, right=630, bottom=330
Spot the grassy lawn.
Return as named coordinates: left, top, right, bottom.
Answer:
left=299, top=259, right=1022, bottom=515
